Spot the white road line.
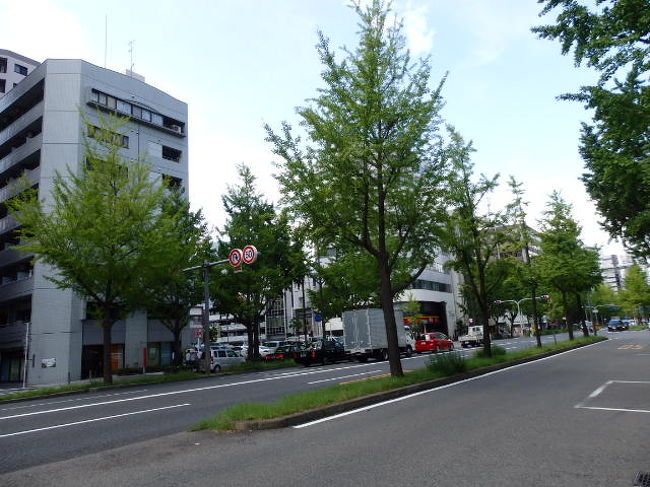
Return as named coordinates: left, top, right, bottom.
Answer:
left=0, top=389, right=150, bottom=412
left=588, top=381, right=613, bottom=399
left=308, top=370, right=382, bottom=385
left=0, top=363, right=385, bottom=420
left=0, top=403, right=190, bottom=439
left=294, top=341, right=604, bottom=429
left=575, top=406, right=650, bottom=414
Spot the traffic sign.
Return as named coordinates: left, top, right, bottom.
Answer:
left=314, top=313, right=322, bottom=322
left=242, top=245, right=258, bottom=265
left=229, top=248, right=243, bottom=267
left=193, top=329, right=203, bottom=338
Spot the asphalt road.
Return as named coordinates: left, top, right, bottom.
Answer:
left=1, top=330, right=637, bottom=486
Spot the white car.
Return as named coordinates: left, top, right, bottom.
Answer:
left=209, top=348, right=245, bottom=372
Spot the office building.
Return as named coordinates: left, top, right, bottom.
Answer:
left=0, top=56, right=189, bottom=385
left=0, top=49, right=39, bottom=99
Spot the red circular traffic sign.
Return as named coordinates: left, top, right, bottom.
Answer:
left=228, top=248, right=243, bottom=267
left=242, top=245, right=258, bottom=265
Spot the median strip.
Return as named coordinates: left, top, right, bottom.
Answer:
left=193, top=336, right=606, bottom=433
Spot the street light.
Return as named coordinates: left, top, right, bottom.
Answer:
left=494, top=295, right=550, bottom=338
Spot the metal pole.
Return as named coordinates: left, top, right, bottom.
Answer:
left=22, top=321, right=30, bottom=389
left=202, top=261, right=211, bottom=373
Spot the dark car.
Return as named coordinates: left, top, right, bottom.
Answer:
left=264, top=344, right=304, bottom=361
left=607, top=319, right=629, bottom=331
left=294, top=339, right=350, bottom=366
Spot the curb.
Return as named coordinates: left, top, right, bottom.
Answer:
left=233, top=339, right=605, bottom=431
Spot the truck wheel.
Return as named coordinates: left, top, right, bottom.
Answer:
left=381, top=349, right=389, bottom=361
left=406, top=346, right=412, bottom=358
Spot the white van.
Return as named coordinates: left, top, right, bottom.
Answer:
left=209, top=348, right=245, bottom=372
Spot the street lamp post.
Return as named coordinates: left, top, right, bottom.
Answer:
left=494, top=295, right=550, bottom=341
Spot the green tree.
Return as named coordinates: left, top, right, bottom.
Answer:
left=145, top=187, right=212, bottom=365
left=212, top=164, right=304, bottom=360
left=620, top=264, right=650, bottom=321
left=506, top=177, right=546, bottom=346
left=533, top=0, right=650, bottom=257
left=442, top=130, right=511, bottom=357
left=536, top=192, right=602, bottom=339
left=267, top=0, right=449, bottom=377
left=8, top=115, right=173, bottom=383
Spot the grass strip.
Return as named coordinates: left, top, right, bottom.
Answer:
left=0, top=360, right=298, bottom=403
left=193, top=335, right=605, bottom=432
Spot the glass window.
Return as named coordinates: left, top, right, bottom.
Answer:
left=0, top=79, right=5, bottom=93
left=151, top=113, right=163, bottom=126
left=91, top=90, right=99, bottom=103
left=98, top=93, right=107, bottom=106
left=131, top=106, right=141, bottom=118
left=14, top=64, right=27, bottom=76
left=106, top=96, right=116, bottom=110
left=141, top=109, right=151, bottom=122
left=117, top=99, right=130, bottom=114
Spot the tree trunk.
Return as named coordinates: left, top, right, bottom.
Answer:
left=172, top=325, right=183, bottom=366
left=576, top=293, right=589, bottom=337
left=378, top=257, right=403, bottom=377
left=252, top=320, right=261, bottom=360
left=102, top=317, right=113, bottom=384
left=246, top=325, right=254, bottom=361
left=562, top=291, right=574, bottom=340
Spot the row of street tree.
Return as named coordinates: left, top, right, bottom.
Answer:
left=7, top=1, right=648, bottom=382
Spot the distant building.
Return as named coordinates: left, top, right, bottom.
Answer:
left=601, top=253, right=634, bottom=291
left=0, top=49, right=39, bottom=99
left=0, top=56, right=188, bottom=385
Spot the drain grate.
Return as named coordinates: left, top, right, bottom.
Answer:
left=634, top=472, right=650, bottom=486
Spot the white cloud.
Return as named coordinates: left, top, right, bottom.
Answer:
left=0, top=0, right=91, bottom=62
left=402, top=3, right=434, bottom=56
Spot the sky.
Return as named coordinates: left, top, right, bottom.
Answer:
left=0, top=0, right=625, bottom=256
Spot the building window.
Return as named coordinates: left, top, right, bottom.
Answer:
left=117, top=99, right=130, bottom=114
left=162, top=175, right=182, bottom=189
left=87, top=125, right=129, bottom=148
left=410, top=279, right=451, bottom=293
left=14, top=64, right=28, bottom=76
left=161, top=145, right=181, bottom=162
left=0, top=57, right=6, bottom=74
left=0, top=79, right=5, bottom=94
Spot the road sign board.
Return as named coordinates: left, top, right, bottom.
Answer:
left=314, top=313, right=322, bottom=322
left=242, top=245, right=258, bottom=264
left=193, top=329, right=203, bottom=338
left=229, top=248, right=243, bottom=267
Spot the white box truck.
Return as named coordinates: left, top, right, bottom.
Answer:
left=342, top=308, right=413, bottom=362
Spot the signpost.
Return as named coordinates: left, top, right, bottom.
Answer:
left=183, top=244, right=259, bottom=373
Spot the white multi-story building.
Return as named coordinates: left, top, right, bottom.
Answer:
left=0, top=55, right=189, bottom=385
left=0, top=49, right=39, bottom=99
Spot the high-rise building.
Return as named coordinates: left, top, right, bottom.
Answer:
left=0, top=49, right=39, bottom=99
left=0, top=56, right=189, bottom=385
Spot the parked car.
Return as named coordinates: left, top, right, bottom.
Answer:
left=415, top=332, right=454, bottom=353
left=607, top=319, right=629, bottom=332
left=294, top=339, right=350, bottom=366
left=264, top=344, right=304, bottom=361
left=209, top=348, right=245, bottom=372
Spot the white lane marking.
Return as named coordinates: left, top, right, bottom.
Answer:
left=0, top=363, right=387, bottom=420
left=0, top=389, right=150, bottom=412
left=308, top=370, right=382, bottom=385
left=294, top=341, right=604, bottom=429
left=0, top=403, right=190, bottom=439
left=575, top=406, right=650, bottom=414
left=589, top=381, right=613, bottom=399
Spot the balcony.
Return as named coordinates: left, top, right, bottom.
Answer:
left=0, top=216, right=18, bottom=235
left=0, top=132, right=41, bottom=176
left=0, top=100, right=43, bottom=148
left=0, top=166, right=40, bottom=203
left=0, top=247, right=28, bottom=268
left=0, top=274, right=33, bottom=302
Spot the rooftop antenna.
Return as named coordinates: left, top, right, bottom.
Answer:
left=128, top=40, right=135, bottom=76
left=104, top=15, right=108, bottom=68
